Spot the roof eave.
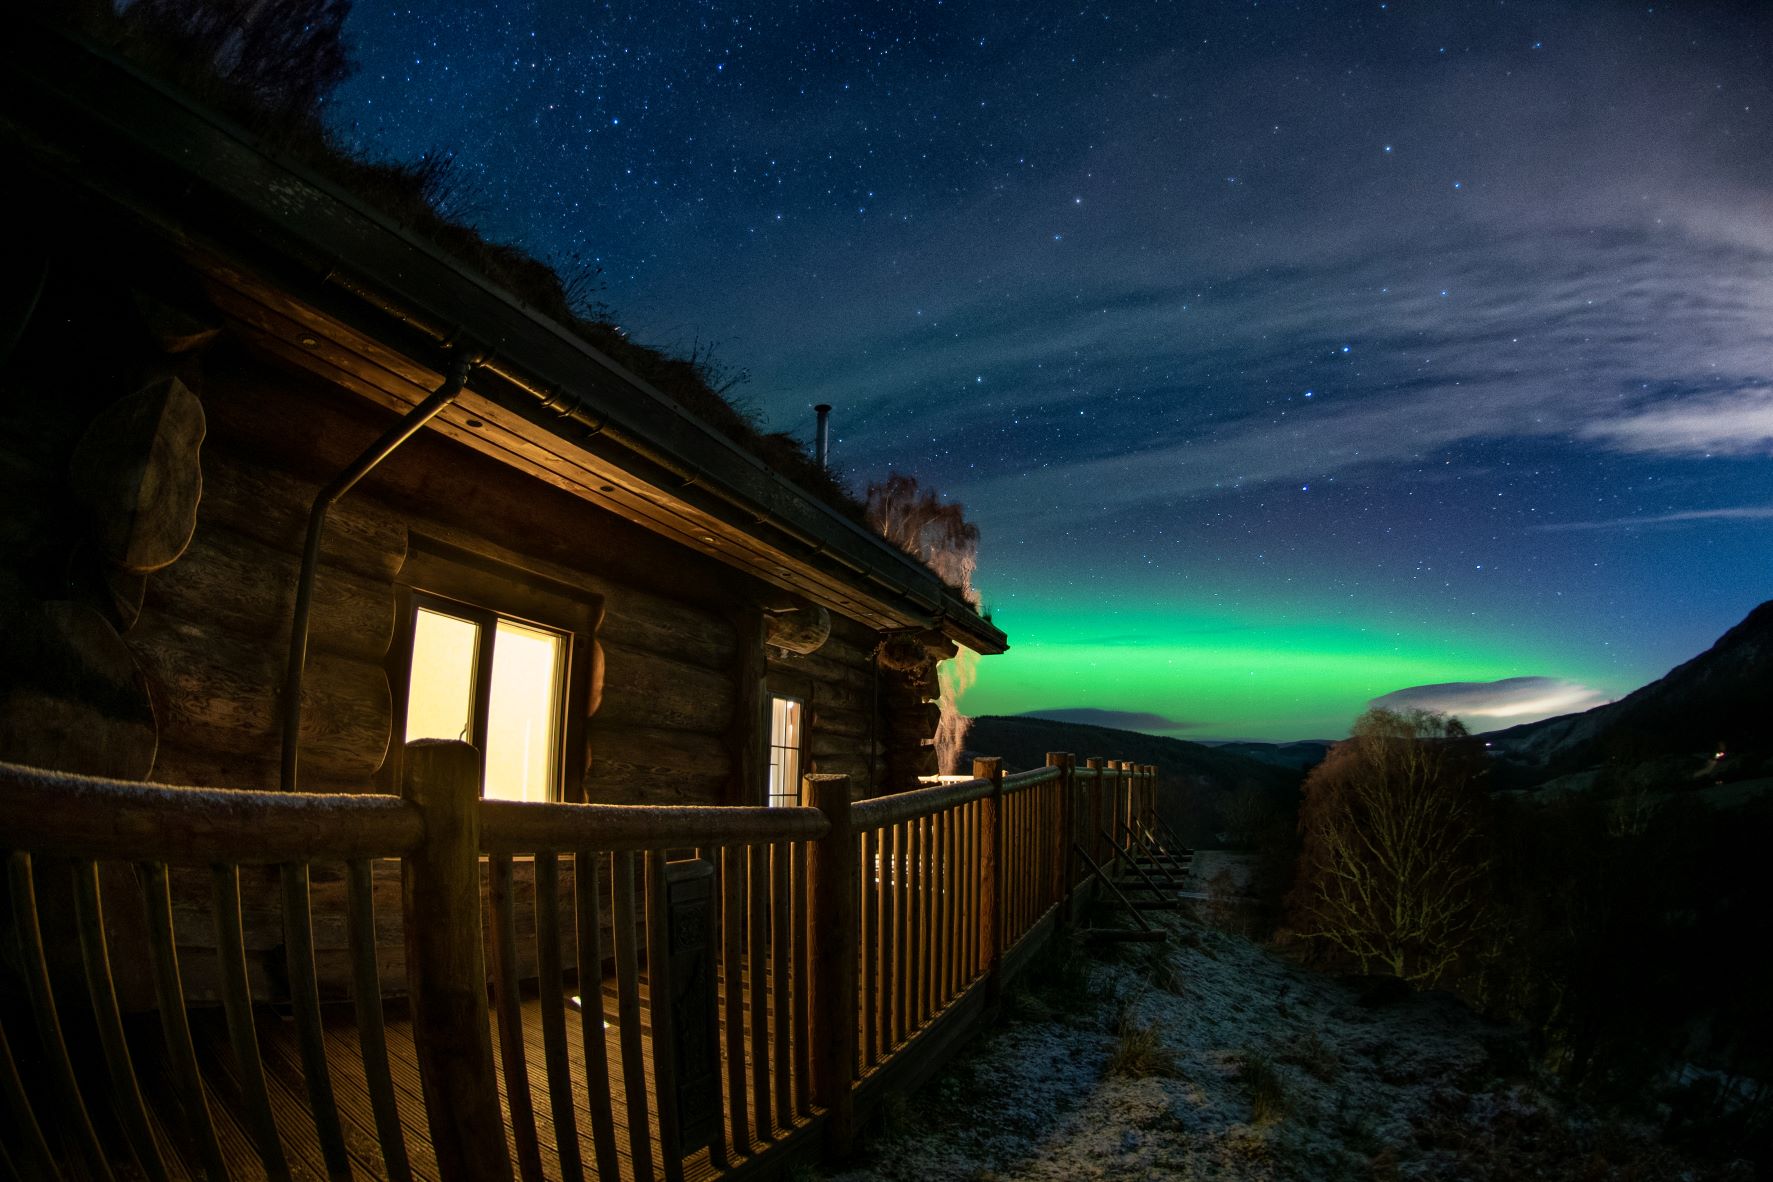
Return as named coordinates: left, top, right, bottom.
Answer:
left=2, top=21, right=1009, bottom=655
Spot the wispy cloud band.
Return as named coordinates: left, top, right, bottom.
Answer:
left=1579, top=389, right=1773, bottom=457
left=1369, top=677, right=1612, bottom=729
left=1534, top=505, right=1773, bottom=531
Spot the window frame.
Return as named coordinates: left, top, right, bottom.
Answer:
left=385, top=536, right=599, bottom=802
left=765, top=693, right=806, bottom=809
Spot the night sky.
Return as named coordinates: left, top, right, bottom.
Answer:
left=328, top=2, right=1773, bottom=740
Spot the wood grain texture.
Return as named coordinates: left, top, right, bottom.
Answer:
left=198, top=448, right=407, bottom=582
left=398, top=740, right=511, bottom=1182
left=0, top=591, right=157, bottom=780
left=729, top=606, right=767, bottom=807
left=68, top=376, right=205, bottom=573
left=595, top=644, right=735, bottom=736
left=130, top=606, right=390, bottom=783
left=146, top=523, right=394, bottom=661
left=584, top=724, right=732, bottom=806
left=763, top=606, right=830, bottom=655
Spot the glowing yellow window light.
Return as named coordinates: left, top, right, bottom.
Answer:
left=484, top=619, right=562, bottom=803
left=405, top=608, right=479, bottom=744
left=766, top=696, right=802, bottom=807
left=405, top=605, right=564, bottom=802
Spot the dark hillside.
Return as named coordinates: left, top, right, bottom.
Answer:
left=1200, top=739, right=1334, bottom=769
left=964, top=714, right=1307, bottom=847
left=1487, top=598, right=1773, bottom=783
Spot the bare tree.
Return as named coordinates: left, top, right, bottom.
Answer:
left=1287, top=707, right=1487, bottom=985
left=864, top=472, right=980, bottom=607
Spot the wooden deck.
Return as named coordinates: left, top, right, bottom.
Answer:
left=2, top=761, right=1164, bottom=1179
left=100, top=967, right=815, bottom=1181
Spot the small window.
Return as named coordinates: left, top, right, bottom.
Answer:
left=403, top=595, right=566, bottom=803
left=389, top=536, right=598, bottom=802
left=766, top=695, right=803, bottom=808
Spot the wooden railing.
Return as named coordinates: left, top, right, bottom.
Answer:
left=0, top=744, right=1160, bottom=1180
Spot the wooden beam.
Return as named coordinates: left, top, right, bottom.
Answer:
left=729, top=606, right=767, bottom=806
left=398, top=740, right=511, bottom=1182
left=805, top=774, right=857, bottom=1160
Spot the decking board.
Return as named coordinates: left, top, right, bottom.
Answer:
left=115, top=957, right=822, bottom=1180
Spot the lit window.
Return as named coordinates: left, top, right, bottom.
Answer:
left=404, top=598, right=565, bottom=803
left=766, top=695, right=803, bottom=808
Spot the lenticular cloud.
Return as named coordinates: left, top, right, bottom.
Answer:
left=1368, top=677, right=1611, bottom=729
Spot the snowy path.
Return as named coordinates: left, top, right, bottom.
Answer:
left=824, top=911, right=1714, bottom=1181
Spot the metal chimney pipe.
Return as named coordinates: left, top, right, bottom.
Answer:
left=814, top=403, right=832, bottom=470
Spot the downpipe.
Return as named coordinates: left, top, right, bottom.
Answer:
left=278, top=350, right=479, bottom=792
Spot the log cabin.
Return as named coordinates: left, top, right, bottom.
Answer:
left=0, top=21, right=1003, bottom=814
left=0, top=21, right=1173, bottom=1182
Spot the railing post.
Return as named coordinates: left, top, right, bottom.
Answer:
left=806, top=773, right=857, bottom=1160
left=1130, top=763, right=1141, bottom=836
left=1119, top=762, right=1132, bottom=849
left=1085, top=757, right=1106, bottom=870
left=1050, top=752, right=1075, bottom=930
left=1117, top=760, right=1132, bottom=847
left=399, top=739, right=512, bottom=1182
left=973, top=756, right=1004, bottom=1001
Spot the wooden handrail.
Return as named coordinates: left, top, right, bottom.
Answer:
left=0, top=761, right=422, bottom=863
left=850, top=761, right=1058, bottom=832
left=1002, top=765, right=1062, bottom=794
left=0, top=744, right=1162, bottom=1178
left=852, top=776, right=989, bottom=829
left=478, top=799, right=827, bottom=852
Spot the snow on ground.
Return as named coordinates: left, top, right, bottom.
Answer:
left=825, top=907, right=1727, bottom=1181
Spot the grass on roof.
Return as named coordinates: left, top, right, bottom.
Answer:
left=60, top=1, right=866, bottom=523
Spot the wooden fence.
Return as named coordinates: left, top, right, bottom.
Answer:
left=0, top=745, right=1160, bottom=1181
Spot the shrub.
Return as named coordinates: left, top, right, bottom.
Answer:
left=1108, top=1017, right=1179, bottom=1079
left=1240, top=1051, right=1289, bottom=1124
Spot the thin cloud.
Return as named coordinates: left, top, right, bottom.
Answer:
left=824, top=220, right=1773, bottom=527
left=1018, top=707, right=1194, bottom=733
left=1535, top=505, right=1773, bottom=531
left=1369, top=677, right=1612, bottom=729
left=1579, top=389, right=1773, bottom=457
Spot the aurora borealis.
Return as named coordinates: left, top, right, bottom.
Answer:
left=329, top=2, right=1773, bottom=740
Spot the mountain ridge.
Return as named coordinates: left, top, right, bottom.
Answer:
left=1486, top=598, right=1772, bottom=777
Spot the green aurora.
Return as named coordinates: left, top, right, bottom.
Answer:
left=957, top=604, right=1622, bottom=742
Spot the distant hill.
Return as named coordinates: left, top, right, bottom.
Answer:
left=1487, top=599, right=1773, bottom=783
left=1198, top=740, right=1335, bottom=770
left=962, top=715, right=1310, bottom=846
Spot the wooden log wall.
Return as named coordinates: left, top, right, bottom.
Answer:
left=878, top=635, right=952, bottom=791
left=0, top=237, right=952, bottom=1006
left=766, top=612, right=886, bottom=796
left=3, top=242, right=950, bottom=811
left=0, top=257, right=197, bottom=783
left=122, top=343, right=747, bottom=1001
left=187, top=340, right=751, bottom=808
